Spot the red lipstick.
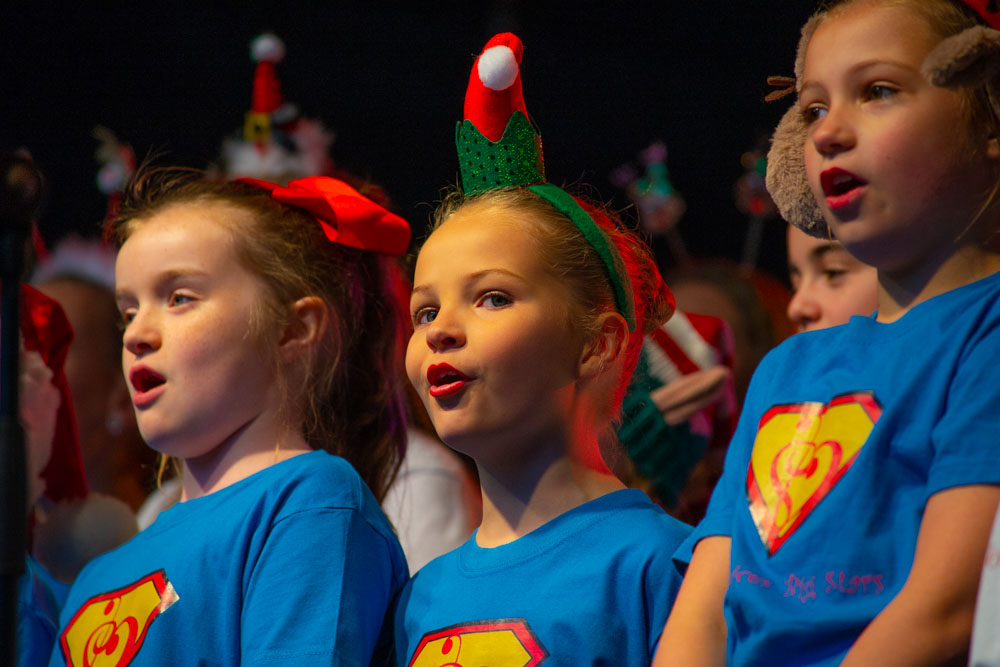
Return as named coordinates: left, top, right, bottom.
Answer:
left=427, top=363, right=471, bottom=399
left=820, top=167, right=867, bottom=210
left=129, top=365, right=166, bottom=407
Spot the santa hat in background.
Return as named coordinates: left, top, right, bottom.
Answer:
left=962, top=0, right=1000, bottom=29
left=23, top=287, right=137, bottom=583
left=221, top=33, right=334, bottom=183
left=30, top=236, right=116, bottom=293
left=20, top=285, right=88, bottom=504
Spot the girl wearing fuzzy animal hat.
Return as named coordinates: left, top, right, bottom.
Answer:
left=655, top=1, right=1000, bottom=665
left=393, top=33, right=691, bottom=665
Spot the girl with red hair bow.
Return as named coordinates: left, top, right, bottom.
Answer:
left=49, top=169, right=411, bottom=666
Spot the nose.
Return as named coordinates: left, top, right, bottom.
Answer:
left=122, top=309, right=161, bottom=357
left=424, top=311, right=465, bottom=351
left=787, top=282, right=822, bottom=333
left=810, top=104, right=856, bottom=157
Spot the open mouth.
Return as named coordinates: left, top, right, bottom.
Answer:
left=129, top=366, right=165, bottom=394
left=427, top=363, right=472, bottom=399
left=820, top=168, right=867, bottom=207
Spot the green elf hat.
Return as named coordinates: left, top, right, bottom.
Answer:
left=456, top=32, right=637, bottom=330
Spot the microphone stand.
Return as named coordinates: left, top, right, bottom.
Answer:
left=0, top=152, right=43, bottom=667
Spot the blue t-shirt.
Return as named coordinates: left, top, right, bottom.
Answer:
left=18, top=555, right=61, bottom=667
left=394, top=489, right=691, bottom=666
left=677, top=270, right=1000, bottom=665
left=50, top=450, right=407, bottom=666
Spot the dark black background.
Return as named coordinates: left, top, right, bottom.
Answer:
left=6, top=2, right=816, bottom=279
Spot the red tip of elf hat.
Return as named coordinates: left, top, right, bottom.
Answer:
left=251, top=33, right=286, bottom=114
left=463, top=32, right=528, bottom=142
left=962, top=0, right=1000, bottom=29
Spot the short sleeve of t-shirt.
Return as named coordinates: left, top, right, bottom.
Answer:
left=928, top=315, right=1000, bottom=496
left=673, top=354, right=777, bottom=569
left=241, top=508, right=404, bottom=666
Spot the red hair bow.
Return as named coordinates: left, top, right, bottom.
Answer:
left=238, top=176, right=411, bottom=256
left=962, top=0, right=1000, bottom=30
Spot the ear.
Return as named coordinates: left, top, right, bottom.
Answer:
left=279, top=296, right=329, bottom=361
left=578, top=311, right=629, bottom=380
left=988, top=135, right=1000, bottom=160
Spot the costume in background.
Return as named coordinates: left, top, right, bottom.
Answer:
left=217, top=36, right=480, bottom=571
left=395, top=490, right=690, bottom=666
left=972, top=506, right=1000, bottom=666
left=677, top=270, right=1000, bottom=665
left=619, top=309, right=735, bottom=509
left=51, top=451, right=407, bottom=666
left=16, top=285, right=133, bottom=664
left=382, top=429, right=478, bottom=572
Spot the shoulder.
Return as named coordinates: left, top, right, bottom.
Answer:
left=264, top=450, right=366, bottom=506
left=589, top=490, right=692, bottom=555
left=251, top=451, right=397, bottom=540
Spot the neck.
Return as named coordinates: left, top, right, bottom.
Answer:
left=473, top=428, right=625, bottom=548
left=876, top=244, right=1000, bottom=322
left=179, top=419, right=312, bottom=501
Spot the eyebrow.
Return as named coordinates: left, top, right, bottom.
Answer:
left=411, top=268, right=527, bottom=298
left=809, top=242, right=845, bottom=262
left=114, top=268, right=209, bottom=301
left=800, top=58, right=919, bottom=95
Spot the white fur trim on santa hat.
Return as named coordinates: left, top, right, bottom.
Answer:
left=251, top=33, right=285, bottom=63
left=31, top=236, right=117, bottom=292
left=478, top=45, right=519, bottom=91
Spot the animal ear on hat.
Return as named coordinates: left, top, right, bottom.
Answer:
left=793, top=13, right=826, bottom=90
left=765, top=105, right=829, bottom=238
left=922, top=25, right=1000, bottom=120
left=763, top=9, right=830, bottom=238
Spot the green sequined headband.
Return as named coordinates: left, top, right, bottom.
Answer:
left=457, top=33, right=636, bottom=330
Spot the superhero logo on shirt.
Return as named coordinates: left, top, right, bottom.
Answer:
left=408, top=618, right=549, bottom=667
left=59, top=569, right=179, bottom=667
left=746, top=391, right=882, bottom=556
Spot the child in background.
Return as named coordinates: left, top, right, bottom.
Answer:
left=393, top=33, right=691, bottom=665
left=785, top=225, right=878, bottom=332
left=50, top=171, right=410, bottom=665
left=657, top=1, right=1000, bottom=664
left=32, top=238, right=155, bottom=513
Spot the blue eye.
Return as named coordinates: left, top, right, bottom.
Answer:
left=168, top=292, right=193, bottom=307
left=866, top=84, right=896, bottom=101
left=802, top=105, right=827, bottom=124
left=414, top=307, right=438, bottom=325
left=480, top=292, right=512, bottom=309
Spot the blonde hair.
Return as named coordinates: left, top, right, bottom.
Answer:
left=819, top=0, right=1000, bottom=143
left=431, top=186, right=672, bottom=417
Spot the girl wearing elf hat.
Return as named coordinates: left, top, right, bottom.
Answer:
left=656, top=1, right=1000, bottom=664
left=393, top=33, right=691, bottom=665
